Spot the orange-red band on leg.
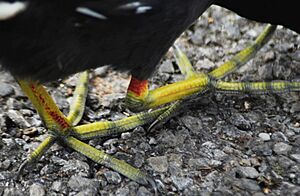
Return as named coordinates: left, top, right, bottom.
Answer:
left=127, top=77, right=148, bottom=97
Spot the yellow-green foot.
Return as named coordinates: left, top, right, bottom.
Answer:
left=16, top=71, right=168, bottom=193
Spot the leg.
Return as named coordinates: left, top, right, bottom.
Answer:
left=125, top=24, right=277, bottom=111
left=16, top=72, right=167, bottom=191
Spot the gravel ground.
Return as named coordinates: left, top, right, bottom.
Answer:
left=1, top=6, right=300, bottom=196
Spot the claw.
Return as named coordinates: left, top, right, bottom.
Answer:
left=16, top=160, right=29, bottom=181
left=144, top=176, right=158, bottom=196
left=148, top=100, right=182, bottom=131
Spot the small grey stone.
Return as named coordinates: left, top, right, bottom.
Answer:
left=191, top=28, right=207, bottom=45
left=61, top=160, right=90, bottom=177
left=263, top=51, right=276, bottom=63
left=258, top=133, right=271, bottom=141
left=171, top=176, right=193, bottom=191
left=0, top=82, right=14, bottom=97
left=236, top=167, right=260, bottom=179
left=51, top=181, right=65, bottom=192
left=229, top=113, right=251, bottom=130
left=103, top=171, right=122, bottom=184
left=94, top=66, right=109, bottom=76
left=68, top=175, right=100, bottom=192
left=2, top=138, right=17, bottom=149
left=252, top=143, right=273, bottom=156
left=134, top=152, right=145, bottom=168
left=148, top=137, right=157, bottom=145
left=290, top=50, right=300, bottom=62
left=7, top=110, right=31, bottom=128
left=0, top=159, right=11, bottom=170
left=75, top=188, right=98, bottom=196
left=168, top=154, right=183, bottom=168
left=252, top=192, right=265, bottom=196
left=201, top=141, right=217, bottom=149
left=272, top=63, right=291, bottom=79
left=6, top=98, right=22, bottom=110
left=52, top=90, right=69, bottom=110
left=121, top=132, right=131, bottom=140
left=188, top=158, right=210, bottom=169
left=115, top=187, right=130, bottom=196
left=290, top=102, right=300, bottom=113
left=213, top=149, right=228, bottom=161
left=159, top=60, right=175, bottom=74
left=29, top=183, right=45, bottom=196
left=157, top=130, right=179, bottom=147
left=136, top=186, right=152, bottom=196
left=233, top=179, right=261, bottom=191
left=271, top=132, right=288, bottom=142
left=0, top=171, right=12, bottom=182
left=290, top=154, right=300, bottom=163
left=195, top=58, right=215, bottom=70
left=224, top=23, right=241, bottom=40
left=147, top=156, right=169, bottom=173
left=180, top=115, right=203, bottom=134
left=273, top=142, right=292, bottom=155
left=258, top=64, right=273, bottom=80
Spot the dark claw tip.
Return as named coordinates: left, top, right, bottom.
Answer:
left=147, top=119, right=160, bottom=132
left=16, top=160, right=29, bottom=181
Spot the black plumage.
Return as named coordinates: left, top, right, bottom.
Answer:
left=0, top=0, right=298, bottom=82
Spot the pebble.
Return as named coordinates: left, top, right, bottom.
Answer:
left=121, top=132, right=131, bottom=140
left=7, top=109, right=31, bottom=128
left=94, top=66, right=109, bottom=76
left=51, top=181, right=65, bottom=192
left=258, top=64, right=273, bottom=80
left=229, top=113, right=251, bottom=131
left=0, top=82, right=14, bottom=97
left=134, top=152, right=145, bottom=168
left=188, top=158, right=209, bottom=169
left=273, top=142, right=292, bottom=155
left=171, top=176, right=193, bottom=191
left=104, top=171, right=122, bottom=184
left=180, top=115, right=203, bottom=134
left=68, top=175, right=100, bottom=192
left=136, top=186, right=152, bottom=196
left=236, top=167, right=260, bottom=179
left=115, top=187, right=130, bottom=196
left=158, top=60, right=175, bottom=74
left=191, top=28, right=207, bottom=45
left=147, top=156, right=169, bottom=173
left=290, top=154, right=300, bottom=163
left=29, top=183, right=46, bottom=196
left=233, top=179, right=261, bottom=191
left=0, top=160, right=11, bottom=170
left=253, top=142, right=273, bottom=156
left=271, top=132, right=288, bottom=142
left=290, top=50, right=300, bottom=62
left=258, top=133, right=271, bottom=141
left=290, top=102, right=300, bottom=113
left=213, top=149, right=228, bottom=161
left=263, top=51, right=276, bottom=63
left=60, top=159, right=90, bottom=177
left=75, top=188, right=99, bottom=196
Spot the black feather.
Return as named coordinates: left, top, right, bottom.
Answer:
left=0, top=0, right=298, bottom=83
